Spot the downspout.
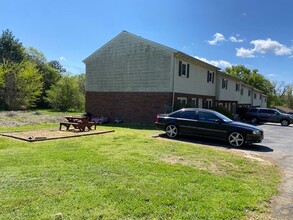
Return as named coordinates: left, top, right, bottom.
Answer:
left=171, top=54, right=175, bottom=111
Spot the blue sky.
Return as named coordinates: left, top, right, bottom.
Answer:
left=1, top=0, right=293, bottom=82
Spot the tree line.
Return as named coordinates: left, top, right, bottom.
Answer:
left=0, top=29, right=84, bottom=111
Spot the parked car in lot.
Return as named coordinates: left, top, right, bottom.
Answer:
left=243, top=108, right=293, bottom=126
left=155, top=108, right=263, bottom=147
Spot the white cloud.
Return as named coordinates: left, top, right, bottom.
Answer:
left=251, top=38, right=292, bottom=55
left=268, top=73, right=277, bottom=77
left=194, top=56, right=233, bottom=69
left=236, top=47, right=255, bottom=58
left=60, top=56, right=67, bottom=61
left=229, top=35, right=244, bottom=43
left=207, top=33, right=226, bottom=45
left=237, top=38, right=292, bottom=58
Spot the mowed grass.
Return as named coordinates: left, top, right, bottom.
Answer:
left=0, top=123, right=280, bottom=219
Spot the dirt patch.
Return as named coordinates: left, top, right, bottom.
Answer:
left=242, top=153, right=273, bottom=165
left=0, top=129, right=114, bottom=142
left=161, top=155, right=228, bottom=175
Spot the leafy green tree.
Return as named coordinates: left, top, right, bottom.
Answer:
left=73, top=73, right=85, bottom=94
left=0, top=60, right=42, bottom=110
left=225, top=65, right=251, bottom=82
left=25, top=47, right=62, bottom=108
left=46, top=74, right=84, bottom=111
left=286, top=86, right=293, bottom=109
left=0, top=29, right=25, bottom=64
left=48, top=60, right=66, bottom=73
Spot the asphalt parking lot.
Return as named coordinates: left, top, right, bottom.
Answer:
left=246, top=123, right=293, bottom=220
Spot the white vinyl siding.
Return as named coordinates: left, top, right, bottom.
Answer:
left=216, top=74, right=240, bottom=102
left=174, top=59, right=217, bottom=96
left=85, top=32, right=173, bottom=92
left=239, top=85, right=253, bottom=105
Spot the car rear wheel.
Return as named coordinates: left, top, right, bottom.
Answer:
left=281, top=119, right=290, bottom=126
left=228, top=132, right=245, bottom=147
left=165, top=124, right=178, bottom=138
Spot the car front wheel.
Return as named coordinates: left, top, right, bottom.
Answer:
left=281, top=119, right=290, bottom=126
left=165, top=124, right=178, bottom=138
left=228, top=132, right=245, bottom=147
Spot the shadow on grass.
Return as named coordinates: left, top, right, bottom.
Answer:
left=157, top=133, right=274, bottom=153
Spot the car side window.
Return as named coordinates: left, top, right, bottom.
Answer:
left=169, top=112, right=181, bottom=118
left=198, top=112, right=219, bottom=122
left=180, top=110, right=196, bottom=119
left=259, top=109, right=275, bottom=114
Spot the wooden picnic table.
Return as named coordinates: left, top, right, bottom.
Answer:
left=59, top=116, right=96, bottom=131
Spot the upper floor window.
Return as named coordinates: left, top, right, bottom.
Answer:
left=235, top=83, right=240, bottom=92
left=259, top=94, right=262, bottom=100
left=207, top=71, right=214, bottom=83
left=254, top=94, right=257, bottom=99
left=222, top=78, right=228, bottom=89
left=241, top=88, right=243, bottom=95
left=178, top=61, right=189, bottom=78
left=248, top=90, right=251, bottom=96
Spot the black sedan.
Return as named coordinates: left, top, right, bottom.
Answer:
left=155, top=108, right=263, bottom=147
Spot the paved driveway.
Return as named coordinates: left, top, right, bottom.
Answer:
left=246, top=123, right=293, bottom=220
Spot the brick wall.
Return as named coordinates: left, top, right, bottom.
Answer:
left=86, top=92, right=173, bottom=124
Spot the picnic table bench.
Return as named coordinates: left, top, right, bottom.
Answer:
left=59, top=116, right=96, bottom=131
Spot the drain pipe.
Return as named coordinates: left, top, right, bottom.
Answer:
left=171, top=54, right=176, bottom=111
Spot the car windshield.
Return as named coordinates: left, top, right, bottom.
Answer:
left=213, top=111, right=233, bottom=123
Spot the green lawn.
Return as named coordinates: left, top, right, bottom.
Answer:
left=0, top=123, right=280, bottom=219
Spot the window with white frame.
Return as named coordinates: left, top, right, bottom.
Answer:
left=254, top=94, right=256, bottom=99
left=248, top=90, right=251, bottom=96
left=207, top=71, right=214, bottom=83
left=177, top=97, right=187, bottom=106
left=178, top=61, right=190, bottom=78
left=222, top=78, right=228, bottom=89
left=198, top=98, right=203, bottom=108
left=191, top=98, right=196, bottom=107
left=207, top=99, right=213, bottom=109
left=241, top=88, right=243, bottom=95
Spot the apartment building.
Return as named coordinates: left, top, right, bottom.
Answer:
left=83, top=31, right=267, bottom=123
